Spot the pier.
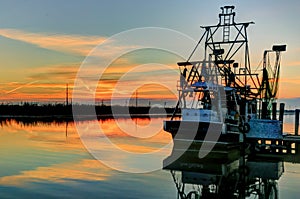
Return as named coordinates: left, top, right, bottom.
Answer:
left=246, top=108, right=300, bottom=165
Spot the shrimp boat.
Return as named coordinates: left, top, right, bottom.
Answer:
left=163, top=6, right=286, bottom=165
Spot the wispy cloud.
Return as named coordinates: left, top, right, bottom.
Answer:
left=280, top=77, right=300, bottom=84
left=5, top=80, right=39, bottom=94
left=0, top=159, right=110, bottom=186
left=0, top=81, right=70, bottom=102
left=0, top=28, right=106, bottom=56
left=0, top=62, right=179, bottom=101
left=0, top=29, right=179, bottom=102
left=285, top=61, right=300, bottom=67
left=27, top=63, right=80, bottom=81
left=0, top=62, right=80, bottom=101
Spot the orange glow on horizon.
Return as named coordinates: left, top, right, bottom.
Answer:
left=1, top=31, right=298, bottom=102
left=1, top=118, right=172, bottom=153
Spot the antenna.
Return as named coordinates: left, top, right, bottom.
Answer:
left=135, top=90, right=138, bottom=108
left=66, top=83, right=69, bottom=106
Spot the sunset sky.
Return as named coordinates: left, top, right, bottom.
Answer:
left=0, top=0, right=300, bottom=106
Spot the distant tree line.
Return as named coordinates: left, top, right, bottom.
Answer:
left=0, top=103, right=176, bottom=120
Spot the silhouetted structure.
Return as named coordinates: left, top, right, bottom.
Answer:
left=0, top=103, right=177, bottom=121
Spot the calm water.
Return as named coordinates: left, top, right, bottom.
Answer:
left=0, top=115, right=300, bottom=198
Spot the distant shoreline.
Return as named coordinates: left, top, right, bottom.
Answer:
left=0, top=103, right=296, bottom=123
left=0, top=103, right=177, bottom=122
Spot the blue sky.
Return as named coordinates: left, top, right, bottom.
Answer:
left=0, top=0, right=299, bottom=103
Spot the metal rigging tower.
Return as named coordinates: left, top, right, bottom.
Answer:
left=172, top=6, right=286, bottom=120
left=260, top=45, right=286, bottom=119
left=199, top=5, right=258, bottom=99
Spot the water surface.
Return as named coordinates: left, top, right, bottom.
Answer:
left=0, top=118, right=175, bottom=199
left=1, top=115, right=300, bottom=198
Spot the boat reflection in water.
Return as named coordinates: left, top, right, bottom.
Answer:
left=162, top=143, right=300, bottom=199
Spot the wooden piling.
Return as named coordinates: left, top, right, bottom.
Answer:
left=279, top=103, right=285, bottom=133
left=295, top=109, right=300, bottom=135
left=279, top=103, right=285, bottom=122
left=272, top=102, right=277, bottom=120
left=262, top=101, right=268, bottom=119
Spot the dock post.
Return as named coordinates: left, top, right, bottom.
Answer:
left=262, top=101, right=268, bottom=119
left=272, top=102, right=277, bottom=120
left=295, top=109, right=300, bottom=135
left=279, top=103, right=285, bottom=133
